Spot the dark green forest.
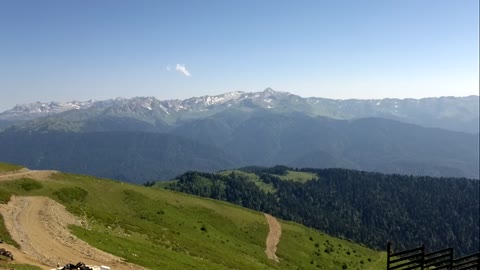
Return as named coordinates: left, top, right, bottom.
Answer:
left=164, top=166, right=480, bottom=256
left=1, top=112, right=479, bottom=183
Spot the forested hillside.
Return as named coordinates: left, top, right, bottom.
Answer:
left=0, top=131, right=234, bottom=182
left=1, top=112, right=478, bottom=182
left=163, top=167, right=480, bottom=256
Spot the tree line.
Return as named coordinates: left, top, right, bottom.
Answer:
left=165, top=167, right=479, bottom=255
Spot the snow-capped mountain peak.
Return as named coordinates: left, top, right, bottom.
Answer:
left=263, top=87, right=276, bottom=94
left=183, top=91, right=245, bottom=107
left=0, top=89, right=478, bottom=134
left=0, top=100, right=95, bottom=120
left=0, top=88, right=296, bottom=121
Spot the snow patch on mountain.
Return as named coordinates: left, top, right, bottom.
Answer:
left=1, top=88, right=478, bottom=135
left=0, top=100, right=95, bottom=120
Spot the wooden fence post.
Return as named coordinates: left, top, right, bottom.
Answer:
left=449, top=248, right=453, bottom=270
left=421, top=245, right=425, bottom=270
left=387, top=241, right=391, bottom=270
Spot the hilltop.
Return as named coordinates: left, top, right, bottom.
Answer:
left=0, top=163, right=386, bottom=270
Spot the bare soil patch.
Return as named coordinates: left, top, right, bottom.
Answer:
left=264, top=213, right=282, bottom=262
left=0, top=196, right=142, bottom=270
left=0, top=169, right=57, bottom=182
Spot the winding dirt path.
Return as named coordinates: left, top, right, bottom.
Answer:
left=264, top=213, right=282, bottom=262
left=0, top=196, right=142, bottom=270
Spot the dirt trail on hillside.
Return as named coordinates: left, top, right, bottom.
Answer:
left=0, top=196, right=142, bottom=270
left=264, top=213, right=281, bottom=262
left=0, top=168, right=57, bottom=181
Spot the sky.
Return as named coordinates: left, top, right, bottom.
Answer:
left=0, top=0, right=478, bottom=111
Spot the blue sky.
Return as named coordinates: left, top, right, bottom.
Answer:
left=0, top=0, right=478, bottom=111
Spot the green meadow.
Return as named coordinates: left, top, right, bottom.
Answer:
left=0, top=163, right=23, bottom=173
left=0, top=164, right=386, bottom=269
left=276, top=171, right=318, bottom=183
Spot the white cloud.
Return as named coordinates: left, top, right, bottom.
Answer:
left=175, top=64, right=191, bottom=77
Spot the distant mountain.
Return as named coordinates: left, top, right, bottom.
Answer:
left=0, top=131, right=234, bottom=182
left=0, top=114, right=477, bottom=182
left=0, top=120, right=15, bottom=130
left=0, top=89, right=477, bottom=181
left=179, top=112, right=479, bottom=179
left=0, top=100, right=96, bottom=121
left=1, top=89, right=478, bottom=133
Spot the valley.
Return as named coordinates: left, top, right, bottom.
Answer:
left=0, top=110, right=478, bottom=183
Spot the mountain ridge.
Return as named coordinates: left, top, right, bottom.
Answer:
left=0, top=89, right=477, bottom=181
left=0, top=114, right=478, bottom=181
left=1, top=89, right=478, bottom=133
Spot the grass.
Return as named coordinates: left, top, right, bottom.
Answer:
left=0, top=171, right=387, bottom=269
left=277, top=171, right=318, bottom=183
left=277, top=221, right=386, bottom=270
left=0, top=263, right=43, bottom=270
left=155, top=179, right=178, bottom=188
left=17, top=179, right=43, bottom=192
left=0, top=215, right=19, bottom=248
left=219, top=170, right=276, bottom=193
left=0, top=163, right=23, bottom=174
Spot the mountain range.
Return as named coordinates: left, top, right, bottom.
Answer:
left=0, top=89, right=478, bottom=182
left=1, top=88, right=478, bottom=133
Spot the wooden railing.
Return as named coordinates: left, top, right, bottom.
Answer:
left=387, top=242, right=479, bottom=270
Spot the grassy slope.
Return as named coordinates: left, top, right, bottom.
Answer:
left=277, top=171, right=318, bottom=183
left=220, top=170, right=317, bottom=184
left=0, top=171, right=386, bottom=269
left=0, top=215, right=19, bottom=248
left=160, top=170, right=322, bottom=190
left=0, top=163, right=23, bottom=173
left=0, top=264, right=42, bottom=270
left=218, top=170, right=276, bottom=193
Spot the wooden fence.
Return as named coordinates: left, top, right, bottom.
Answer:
left=387, top=242, right=479, bottom=270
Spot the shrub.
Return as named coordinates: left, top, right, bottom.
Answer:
left=19, top=179, right=43, bottom=191
left=0, top=189, right=11, bottom=204
left=54, top=187, right=88, bottom=203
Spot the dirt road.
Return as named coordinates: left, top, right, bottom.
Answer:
left=0, top=196, right=142, bottom=270
left=264, top=213, right=282, bottom=262
left=0, top=168, right=57, bottom=182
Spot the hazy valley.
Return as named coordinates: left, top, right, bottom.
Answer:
left=0, top=90, right=478, bottom=183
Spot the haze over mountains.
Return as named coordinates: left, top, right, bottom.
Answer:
left=0, top=89, right=478, bottom=182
